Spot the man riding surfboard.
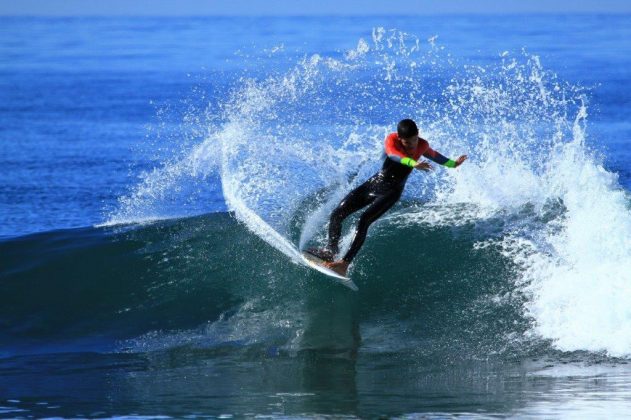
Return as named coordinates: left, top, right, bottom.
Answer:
left=307, top=119, right=467, bottom=277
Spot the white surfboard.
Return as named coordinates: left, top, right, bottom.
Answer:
left=300, top=251, right=358, bottom=291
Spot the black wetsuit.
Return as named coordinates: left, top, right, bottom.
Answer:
left=325, top=133, right=454, bottom=263
left=327, top=156, right=411, bottom=262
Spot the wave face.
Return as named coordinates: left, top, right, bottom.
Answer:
left=8, top=28, right=631, bottom=358
left=2, top=212, right=531, bottom=361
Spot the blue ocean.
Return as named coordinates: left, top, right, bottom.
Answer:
left=2, top=15, right=631, bottom=418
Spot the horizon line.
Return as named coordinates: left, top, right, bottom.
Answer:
left=2, top=11, right=631, bottom=17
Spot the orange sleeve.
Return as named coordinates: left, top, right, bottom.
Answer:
left=384, top=133, right=418, bottom=167
left=384, top=133, right=407, bottom=161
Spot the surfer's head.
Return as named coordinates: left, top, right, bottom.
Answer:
left=397, top=119, right=419, bottom=148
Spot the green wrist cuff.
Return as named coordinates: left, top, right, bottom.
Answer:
left=401, top=157, right=417, bottom=167
left=444, top=159, right=457, bottom=168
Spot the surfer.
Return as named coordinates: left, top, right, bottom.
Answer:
left=308, top=119, right=467, bottom=277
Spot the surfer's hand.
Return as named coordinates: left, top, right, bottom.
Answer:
left=455, top=155, right=468, bottom=167
left=414, top=161, right=432, bottom=171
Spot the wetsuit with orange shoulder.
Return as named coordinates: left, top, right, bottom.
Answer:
left=381, top=132, right=457, bottom=186
left=319, top=132, right=458, bottom=264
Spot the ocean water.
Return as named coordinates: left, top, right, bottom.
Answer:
left=2, top=14, right=631, bottom=418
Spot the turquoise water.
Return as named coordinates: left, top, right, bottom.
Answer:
left=2, top=15, right=631, bottom=418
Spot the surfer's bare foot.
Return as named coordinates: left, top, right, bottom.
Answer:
left=325, top=260, right=349, bottom=277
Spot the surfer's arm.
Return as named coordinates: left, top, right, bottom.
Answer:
left=384, top=134, right=417, bottom=168
left=422, top=147, right=459, bottom=168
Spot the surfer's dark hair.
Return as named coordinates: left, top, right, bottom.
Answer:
left=397, top=119, right=419, bottom=139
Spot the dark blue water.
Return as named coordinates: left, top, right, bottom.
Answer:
left=2, top=15, right=631, bottom=418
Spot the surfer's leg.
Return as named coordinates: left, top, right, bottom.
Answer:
left=341, top=189, right=401, bottom=263
left=328, top=183, right=374, bottom=254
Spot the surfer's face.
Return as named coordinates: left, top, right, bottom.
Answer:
left=399, top=134, right=418, bottom=150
